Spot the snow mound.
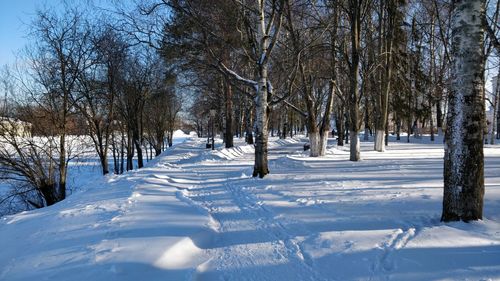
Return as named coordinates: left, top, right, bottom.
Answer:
left=271, top=155, right=309, bottom=169
left=212, top=145, right=254, bottom=160
left=269, top=137, right=301, bottom=148
left=179, top=144, right=255, bottom=164
left=326, top=145, right=350, bottom=155
left=173, top=129, right=190, bottom=138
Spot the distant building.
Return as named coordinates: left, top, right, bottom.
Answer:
left=0, top=117, right=32, bottom=137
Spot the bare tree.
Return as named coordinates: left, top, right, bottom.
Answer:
left=23, top=6, right=92, bottom=200
left=76, top=27, right=127, bottom=175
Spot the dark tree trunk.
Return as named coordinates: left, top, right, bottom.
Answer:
left=384, top=113, right=389, bottom=146
left=347, top=0, right=361, bottom=161
left=496, top=75, right=500, bottom=139
left=112, top=134, right=119, bottom=174
left=40, top=182, right=59, bottom=207
left=336, top=113, right=344, bottom=146
left=58, top=130, right=66, bottom=201
left=245, top=105, right=254, bottom=144
left=134, top=132, right=143, bottom=169
left=126, top=131, right=134, bottom=171
left=345, top=118, right=350, bottom=145
left=168, top=130, right=173, bottom=147
left=396, top=116, right=401, bottom=141
left=224, top=82, right=234, bottom=148
left=120, top=130, right=125, bottom=174
left=437, top=99, right=443, bottom=135
left=100, top=156, right=109, bottom=176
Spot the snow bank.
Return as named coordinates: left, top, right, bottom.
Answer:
left=173, top=129, right=190, bottom=138
left=212, top=144, right=255, bottom=161
left=0, top=140, right=214, bottom=281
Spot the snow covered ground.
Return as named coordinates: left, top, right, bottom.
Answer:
left=1, top=134, right=500, bottom=281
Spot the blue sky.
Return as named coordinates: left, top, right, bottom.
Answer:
left=0, top=0, right=41, bottom=66
left=0, top=0, right=135, bottom=67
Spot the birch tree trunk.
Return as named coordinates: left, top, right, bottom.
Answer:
left=490, top=94, right=497, bottom=145
left=319, top=84, right=335, bottom=156
left=491, top=73, right=500, bottom=144
left=253, top=74, right=270, bottom=177
left=442, top=0, right=485, bottom=222
left=429, top=16, right=436, bottom=142
left=198, top=0, right=281, bottom=177
left=252, top=0, right=272, bottom=178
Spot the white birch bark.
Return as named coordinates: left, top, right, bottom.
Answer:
left=442, top=0, right=485, bottom=222
left=318, top=131, right=329, bottom=156
left=309, top=131, right=320, bottom=157
left=490, top=74, right=500, bottom=144
left=374, top=130, right=385, bottom=152
left=252, top=0, right=283, bottom=177
left=252, top=0, right=269, bottom=177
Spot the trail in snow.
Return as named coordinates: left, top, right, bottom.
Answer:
left=143, top=138, right=324, bottom=280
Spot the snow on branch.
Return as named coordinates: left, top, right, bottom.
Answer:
left=283, top=100, right=307, bottom=117
left=219, top=62, right=258, bottom=90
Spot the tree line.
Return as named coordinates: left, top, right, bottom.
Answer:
left=153, top=0, right=498, bottom=221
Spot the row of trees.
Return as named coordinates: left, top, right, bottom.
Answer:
left=0, top=4, right=182, bottom=213
left=147, top=0, right=498, bottom=221
left=152, top=0, right=497, bottom=167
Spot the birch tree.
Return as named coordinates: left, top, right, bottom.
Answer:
left=442, top=0, right=486, bottom=222
left=247, top=0, right=285, bottom=176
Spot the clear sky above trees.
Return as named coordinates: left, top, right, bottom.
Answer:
left=0, top=0, right=39, bottom=65
left=0, top=0, right=122, bottom=66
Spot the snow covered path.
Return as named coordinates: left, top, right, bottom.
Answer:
left=1, top=136, right=500, bottom=280
left=176, top=138, right=500, bottom=281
